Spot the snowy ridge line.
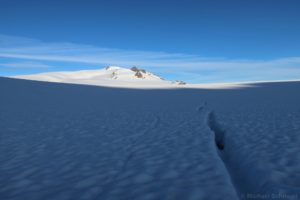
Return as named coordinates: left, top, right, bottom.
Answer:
left=205, top=110, right=241, bottom=199
left=98, top=115, right=161, bottom=199
left=11, top=66, right=186, bottom=89
left=10, top=66, right=254, bottom=89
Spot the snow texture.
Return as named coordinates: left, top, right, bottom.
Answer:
left=11, top=66, right=248, bottom=89
left=0, top=77, right=300, bottom=200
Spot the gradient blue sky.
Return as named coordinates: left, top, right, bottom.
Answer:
left=0, top=0, right=300, bottom=83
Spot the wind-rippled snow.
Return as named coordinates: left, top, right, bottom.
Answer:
left=0, top=78, right=300, bottom=200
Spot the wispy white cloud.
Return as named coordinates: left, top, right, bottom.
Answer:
left=0, top=34, right=299, bottom=83
left=0, top=61, right=52, bottom=69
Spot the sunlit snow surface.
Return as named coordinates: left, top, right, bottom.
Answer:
left=12, top=66, right=249, bottom=89
left=0, top=77, right=300, bottom=200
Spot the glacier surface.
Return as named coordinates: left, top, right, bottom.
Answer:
left=0, top=77, right=300, bottom=200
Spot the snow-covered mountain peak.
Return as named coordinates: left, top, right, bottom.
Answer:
left=12, top=66, right=183, bottom=88
left=102, top=66, right=164, bottom=81
left=11, top=66, right=251, bottom=89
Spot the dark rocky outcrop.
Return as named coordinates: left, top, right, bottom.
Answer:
left=131, top=67, right=147, bottom=79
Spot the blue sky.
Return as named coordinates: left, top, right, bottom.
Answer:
left=0, top=0, right=300, bottom=83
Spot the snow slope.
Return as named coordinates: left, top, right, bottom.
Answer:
left=11, top=66, right=247, bottom=89
left=12, top=66, right=181, bottom=89
left=0, top=77, right=300, bottom=200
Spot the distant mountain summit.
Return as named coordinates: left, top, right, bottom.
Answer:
left=11, top=66, right=249, bottom=89
left=12, top=66, right=186, bottom=88
left=104, top=66, right=165, bottom=81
